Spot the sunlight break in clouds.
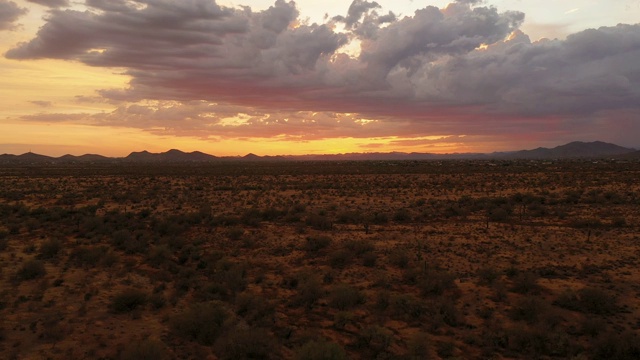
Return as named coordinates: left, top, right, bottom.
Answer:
left=2, top=0, right=640, bottom=155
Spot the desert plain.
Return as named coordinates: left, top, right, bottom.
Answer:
left=0, top=159, right=639, bottom=359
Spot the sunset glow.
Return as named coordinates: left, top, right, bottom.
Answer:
left=1, top=0, right=639, bottom=156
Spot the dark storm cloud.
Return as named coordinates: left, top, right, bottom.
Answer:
left=25, top=0, right=69, bottom=8
left=5, top=0, right=640, bottom=141
left=0, top=0, right=27, bottom=31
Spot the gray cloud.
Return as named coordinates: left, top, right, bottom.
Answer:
left=0, top=0, right=27, bottom=31
left=333, top=0, right=380, bottom=28
left=5, top=0, right=640, bottom=144
left=30, top=100, right=54, bottom=107
left=25, top=0, right=69, bottom=8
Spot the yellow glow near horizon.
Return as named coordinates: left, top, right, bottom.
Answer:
left=0, top=119, right=474, bottom=157
left=0, top=57, right=130, bottom=116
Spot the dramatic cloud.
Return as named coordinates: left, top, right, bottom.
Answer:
left=5, top=0, right=640, bottom=143
left=0, top=0, right=27, bottom=31
left=25, top=0, right=69, bottom=8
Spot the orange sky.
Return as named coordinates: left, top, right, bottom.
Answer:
left=1, top=0, right=639, bottom=156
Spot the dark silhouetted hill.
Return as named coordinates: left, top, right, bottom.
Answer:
left=0, top=141, right=636, bottom=164
left=125, top=149, right=218, bottom=162
left=500, top=141, right=634, bottom=159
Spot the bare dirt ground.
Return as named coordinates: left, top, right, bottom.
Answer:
left=0, top=159, right=639, bottom=359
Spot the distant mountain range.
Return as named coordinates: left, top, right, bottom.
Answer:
left=1, top=141, right=638, bottom=164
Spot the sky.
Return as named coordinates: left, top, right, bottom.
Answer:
left=1, top=0, right=639, bottom=156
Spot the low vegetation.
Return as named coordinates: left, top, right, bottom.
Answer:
left=0, top=159, right=638, bottom=359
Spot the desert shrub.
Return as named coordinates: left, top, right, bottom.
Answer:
left=393, top=208, right=412, bottom=222
left=0, top=231, right=8, bottom=251
left=578, top=287, right=616, bottom=314
left=592, top=331, right=640, bottom=360
left=507, top=326, right=549, bottom=356
left=304, top=235, right=331, bottom=253
left=306, top=213, right=332, bottom=230
left=16, top=259, right=46, bottom=281
left=509, top=296, right=548, bottom=324
left=148, top=293, right=166, bottom=310
left=477, top=266, right=500, bottom=286
left=374, top=290, right=391, bottom=311
left=333, top=311, right=355, bottom=330
left=425, top=298, right=461, bottom=327
left=111, top=229, right=133, bottom=249
left=211, top=259, right=247, bottom=296
left=294, top=339, right=347, bottom=360
left=171, top=302, right=230, bottom=345
left=370, top=212, right=388, bottom=224
left=111, top=289, right=147, bottom=313
left=407, top=332, right=430, bottom=359
left=329, top=249, right=352, bottom=268
left=580, top=317, right=607, bottom=337
left=362, top=252, right=377, bottom=267
left=356, top=325, right=393, bottom=356
left=508, top=327, right=573, bottom=357
left=291, top=275, right=324, bottom=309
left=329, top=284, right=364, bottom=310
left=214, top=327, right=279, bottom=360
left=235, top=292, right=276, bottom=326
left=70, top=245, right=116, bottom=267
left=227, top=227, right=245, bottom=240
left=389, top=293, right=424, bottom=321
left=344, top=239, right=374, bottom=256
left=437, top=341, right=456, bottom=358
left=389, top=248, right=410, bottom=268
left=336, top=210, right=363, bottom=224
left=418, top=268, right=458, bottom=296
left=488, top=207, right=510, bottom=222
left=147, top=245, right=172, bottom=268
left=510, top=272, right=541, bottom=294
left=38, top=238, right=62, bottom=259
left=555, top=287, right=616, bottom=314
left=120, top=338, right=167, bottom=360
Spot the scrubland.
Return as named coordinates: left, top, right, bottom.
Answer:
left=0, top=160, right=639, bottom=359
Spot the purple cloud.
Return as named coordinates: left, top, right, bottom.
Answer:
left=0, top=0, right=27, bottom=31
left=25, top=0, right=69, bottom=8
left=4, top=0, right=640, bottom=146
